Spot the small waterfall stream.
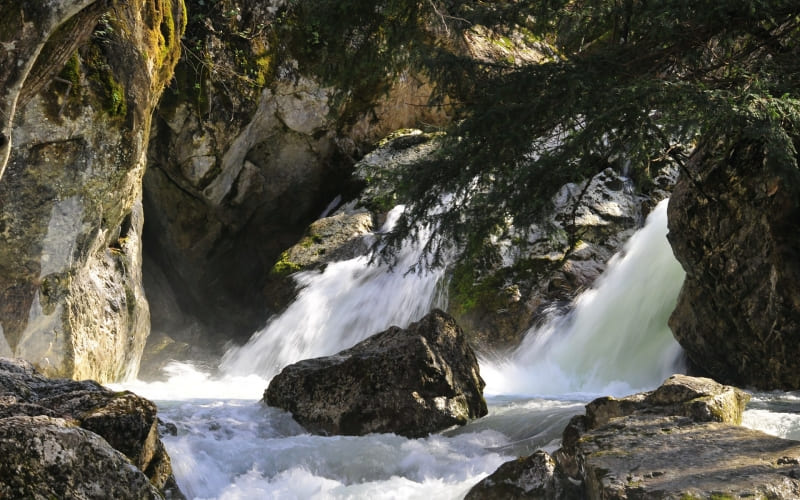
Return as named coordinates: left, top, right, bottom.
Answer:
left=220, top=205, right=448, bottom=380
left=117, top=198, right=725, bottom=499
left=482, top=199, right=686, bottom=398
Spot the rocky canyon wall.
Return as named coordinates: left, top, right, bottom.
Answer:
left=0, top=0, right=185, bottom=382
left=668, top=139, right=800, bottom=389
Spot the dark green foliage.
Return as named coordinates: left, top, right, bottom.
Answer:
left=362, top=0, right=800, bottom=270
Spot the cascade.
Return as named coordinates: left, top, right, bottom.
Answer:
left=117, top=198, right=698, bottom=499
left=482, top=198, right=686, bottom=397
left=220, top=205, right=448, bottom=379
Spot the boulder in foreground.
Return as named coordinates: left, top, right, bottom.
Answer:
left=265, top=309, right=488, bottom=438
left=0, top=358, right=183, bottom=499
left=468, top=374, right=800, bottom=499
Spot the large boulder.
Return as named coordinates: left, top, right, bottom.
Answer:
left=667, top=139, right=800, bottom=389
left=0, top=357, right=183, bottom=498
left=0, top=0, right=185, bottom=382
left=469, top=374, right=800, bottom=499
left=0, top=416, right=162, bottom=500
left=264, top=309, right=488, bottom=438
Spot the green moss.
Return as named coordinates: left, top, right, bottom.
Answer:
left=448, top=262, right=505, bottom=316
left=60, top=52, right=81, bottom=88
left=84, top=45, right=128, bottom=118
left=271, top=251, right=302, bottom=277
left=105, top=75, right=127, bottom=116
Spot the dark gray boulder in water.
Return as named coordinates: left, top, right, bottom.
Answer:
left=469, top=374, right=800, bottom=499
left=264, top=309, right=488, bottom=438
left=0, top=357, right=183, bottom=499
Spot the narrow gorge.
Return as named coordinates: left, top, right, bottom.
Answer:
left=1, top=0, right=799, bottom=498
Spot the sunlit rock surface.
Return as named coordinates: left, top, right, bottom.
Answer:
left=265, top=309, right=487, bottom=438
left=0, top=0, right=185, bottom=382
left=470, top=375, right=800, bottom=499
left=0, top=357, right=183, bottom=498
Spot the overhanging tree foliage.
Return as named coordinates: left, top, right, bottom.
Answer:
left=277, top=0, right=800, bottom=269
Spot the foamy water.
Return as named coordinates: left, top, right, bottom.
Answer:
left=116, top=198, right=709, bottom=499
left=220, top=205, right=448, bottom=380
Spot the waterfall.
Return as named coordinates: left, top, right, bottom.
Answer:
left=482, top=199, right=686, bottom=397
left=220, top=205, right=448, bottom=379
left=116, top=198, right=693, bottom=499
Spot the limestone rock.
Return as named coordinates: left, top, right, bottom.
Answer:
left=667, top=139, right=800, bottom=389
left=577, top=415, right=800, bottom=500
left=0, top=0, right=107, bottom=179
left=0, top=357, right=183, bottom=498
left=0, top=0, right=185, bottom=382
left=469, top=375, right=800, bottom=499
left=264, top=309, right=487, bottom=438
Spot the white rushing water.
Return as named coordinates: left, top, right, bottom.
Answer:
left=482, top=199, right=686, bottom=398
left=120, top=198, right=692, bottom=499
left=220, top=205, right=448, bottom=380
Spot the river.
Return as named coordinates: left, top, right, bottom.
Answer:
left=117, top=199, right=800, bottom=499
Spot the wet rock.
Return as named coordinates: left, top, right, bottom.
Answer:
left=465, top=450, right=581, bottom=500
left=264, top=309, right=487, bottom=438
left=470, top=375, right=800, bottom=499
left=667, top=139, right=800, bottom=389
left=0, top=357, right=183, bottom=498
left=0, top=0, right=185, bottom=382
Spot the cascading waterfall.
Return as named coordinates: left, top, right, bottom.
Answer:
left=220, top=205, right=448, bottom=379
left=117, top=198, right=700, bottom=499
left=482, top=198, right=686, bottom=397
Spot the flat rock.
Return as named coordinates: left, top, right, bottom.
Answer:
left=264, top=309, right=487, bottom=437
left=469, top=374, right=800, bottom=499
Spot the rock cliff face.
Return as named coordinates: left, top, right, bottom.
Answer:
left=0, top=357, right=183, bottom=499
left=469, top=375, right=800, bottom=499
left=667, top=140, right=800, bottom=389
left=140, top=0, right=455, bottom=353
left=0, top=0, right=185, bottom=382
left=0, top=0, right=108, bottom=179
left=265, top=309, right=487, bottom=438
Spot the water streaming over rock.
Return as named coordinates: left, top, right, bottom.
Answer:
left=118, top=198, right=697, bottom=499
left=220, top=205, right=449, bottom=379
left=482, top=199, right=686, bottom=397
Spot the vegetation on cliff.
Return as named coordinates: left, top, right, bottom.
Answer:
left=286, top=0, right=800, bottom=270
